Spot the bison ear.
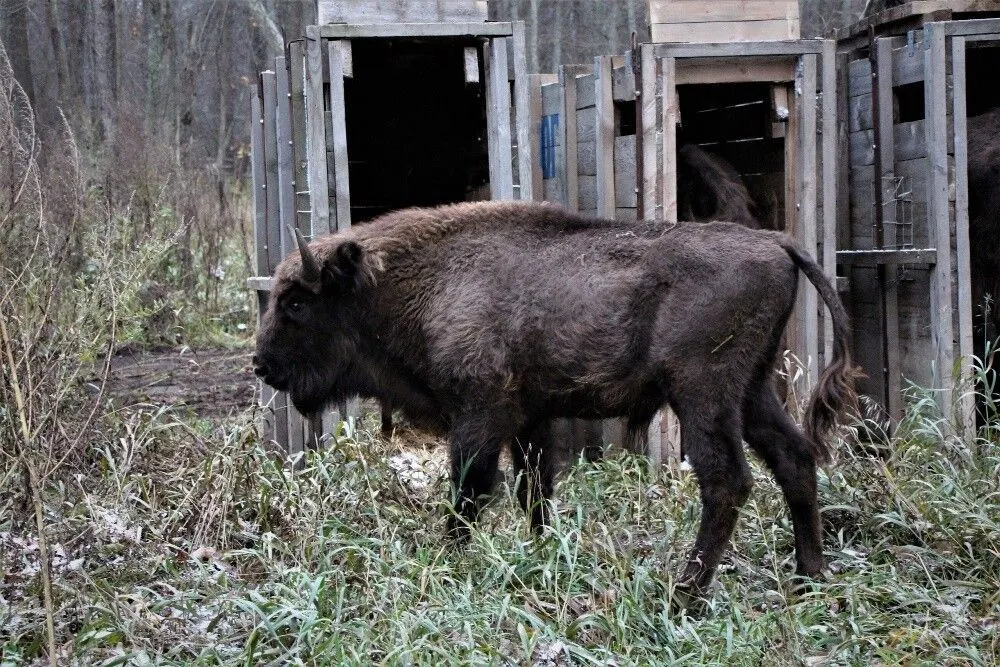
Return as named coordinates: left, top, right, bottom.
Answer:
left=323, top=241, right=366, bottom=291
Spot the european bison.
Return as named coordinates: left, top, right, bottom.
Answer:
left=677, top=143, right=763, bottom=229
left=254, top=200, right=857, bottom=594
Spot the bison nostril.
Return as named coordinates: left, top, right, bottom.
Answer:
left=252, top=354, right=260, bottom=365
left=254, top=365, right=267, bottom=377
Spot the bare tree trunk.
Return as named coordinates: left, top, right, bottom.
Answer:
left=42, top=0, right=69, bottom=105
left=1, top=0, right=36, bottom=106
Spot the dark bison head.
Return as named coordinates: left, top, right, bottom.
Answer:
left=253, top=229, right=372, bottom=416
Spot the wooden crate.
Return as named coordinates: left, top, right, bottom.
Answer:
left=648, top=0, right=799, bottom=43
left=837, top=1, right=1000, bottom=49
left=836, top=15, right=1000, bottom=435
left=318, top=0, right=488, bottom=25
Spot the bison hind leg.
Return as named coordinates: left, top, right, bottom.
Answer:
left=743, top=379, right=826, bottom=578
left=673, top=396, right=753, bottom=596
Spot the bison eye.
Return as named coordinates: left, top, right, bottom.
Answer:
left=287, top=300, right=303, bottom=313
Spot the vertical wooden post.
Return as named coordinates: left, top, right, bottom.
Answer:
left=821, top=40, right=838, bottom=368
left=289, top=41, right=310, bottom=234
left=485, top=37, right=515, bottom=200
left=559, top=65, right=588, bottom=211
left=872, top=36, right=902, bottom=424
left=799, top=53, right=820, bottom=385
left=640, top=44, right=658, bottom=221
left=513, top=21, right=534, bottom=201
left=951, top=35, right=975, bottom=438
left=275, top=57, right=307, bottom=460
left=924, top=24, right=956, bottom=413
left=305, top=26, right=331, bottom=237
left=660, top=56, right=678, bottom=225
left=595, top=55, right=616, bottom=219
left=327, top=40, right=352, bottom=233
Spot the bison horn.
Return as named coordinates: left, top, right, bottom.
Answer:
left=290, top=226, right=321, bottom=285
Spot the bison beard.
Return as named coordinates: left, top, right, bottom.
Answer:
left=254, top=200, right=857, bottom=595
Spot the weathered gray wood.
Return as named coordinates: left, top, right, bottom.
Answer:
left=595, top=55, right=616, bottom=219
left=318, top=22, right=511, bottom=39
left=576, top=106, right=597, bottom=142
left=849, top=119, right=948, bottom=167
left=799, top=54, right=819, bottom=383
left=485, top=37, right=514, bottom=200
left=837, top=248, right=938, bottom=265
left=650, top=40, right=824, bottom=59
left=924, top=24, right=955, bottom=410
left=614, top=135, right=638, bottom=208
left=611, top=64, right=635, bottom=102
left=640, top=43, right=658, bottom=221
left=575, top=73, right=597, bottom=109
left=652, top=19, right=800, bottom=43
left=289, top=41, right=310, bottom=234
left=338, top=40, right=353, bottom=79
left=526, top=74, right=557, bottom=200
left=577, top=174, right=597, bottom=211
left=848, top=92, right=874, bottom=132
left=541, top=81, right=560, bottom=115
left=951, top=35, right=975, bottom=438
left=317, top=0, right=488, bottom=24
left=822, top=40, right=837, bottom=367
left=892, top=37, right=924, bottom=86
left=513, top=22, right=534, bottom=201
left=327, top=42, right=352, bottom=232
left=939, top=16, right=1000, bottom=36
left=560, top=66, right=586, bottom=211
left=674, top=56, right=798, bottom=85
left=577, top=139, right=597, bottom=176
left=251, top=80, right=268, bottom=280
left=874, top=37, right=902, bottom=423
left=660, top=56, right=678, bottom=224
left=464, top=46, right=480, bottom=84
left=305, top=27, right=331, bottom=237
left=246, top=276, right=273, bottom=291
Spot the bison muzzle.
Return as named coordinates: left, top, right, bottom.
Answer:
left=254, top=200, right=857, bottom=595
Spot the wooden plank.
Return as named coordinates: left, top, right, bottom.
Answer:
left=661, top=56, right=678, bottom=224
left=675, top=56, right=797, bottom=84
left=892, top=38, right=924, bottom=86
left=485, top=38, right=514, bottom=200
left=577, top=139, right=597, bottom=176
left=848, top=119, right=947, bottom=166
left=560, top=65, right=589, bottom=212
left=650, top=40, right=823, bottom=58
left=799, top=54, right=819, bottom=383
left=289, top=41, right=310, bottom=235
left=924, top=24, right=955, bottom=409
left=640, top=44, right=658, bottom=221
left=649, top=0, right=798, bottom=24
left=541, top=81, right=560, bottom=115
left=577, top=174, right=598, bottom=211
left=821, top=40, right=837, bottom=367
left=576, top=106, right=597, bottom=143
left=261, top=72, right=282, bottom=274
left=575, top=73, right=597, bottom=109
left=327, top=42, right=352, bottom=232
left=611, top=64, right=635, bottom=102
left=513, top=21, right=534, bottom=201
left=835, top=1, right=1000, bottom=40
left=614, top=134, right=638, bottom=208
left=317, top=0, right=488, bottom=24
left=848, top=92, right=873, bottom=132
left=464, top=46, right=479, bottom=84
left=338, top=40, right=353, bottom=78
left=247, top=277, right=273, bottom=291
left=305, top=27, right=331, bottom=237
left=251, top=80, right=268, bottom=279
left=318, top=22, right=511, bottom=39
left=651, top=19, right=800, bottom=43
left=527, top=74, right=555, bottom=200
left=837, top=248, right=938, bottom=265
left=874, top=37, right=902, bottom=423
left=951, top=36, right=975, bottom=438
left=595, top=55, right=616, bottom=219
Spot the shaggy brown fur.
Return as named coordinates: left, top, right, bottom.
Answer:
left=254, top=200, right=857, bottom=594
left=677, top=143, right=762, bottom=229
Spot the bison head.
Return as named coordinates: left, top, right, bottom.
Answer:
left=253, top=229, right=371, bottom=416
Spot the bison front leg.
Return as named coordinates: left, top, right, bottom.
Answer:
left=446, top=414, right=508, bottom=541
left=512, top=421, right=557, bottom=533
left=676, top=403, right=753, bottom=598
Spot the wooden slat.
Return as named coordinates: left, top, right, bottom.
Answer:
left=485, top=38, right=514, bottom=200
left=650, top=40, right=824, bottom=58
left=652, top=18, right=800, bottom=43
left=649, top=0, right=798, bottom=24
left=924, top=24, right=955, bottom=409
left=289, top=41, right=310, bottom=234
left=614, top=134, right=638, bottom=208
left=317, top=22, right=511, bottom=39
left=836, top=248, right=938, bottom=265
left=640, top=44, right=658, bottom=220
left=800, top=54, right=819, bottom=383
left=251, top=80, right=268, bottom=279
left=837, top=2, right=1000, bottom=40
left=849, top=119, right=946, bottom=166
left=513, top=21, right=534, bottom=201
left=261, top=72, right=282, bottom=274
left=951, top=35, right=975, bottom=438
left=575, top=74, right=597, bottom=109
left=317, top=0, right=488, bottom=24
left=464, top=46, right=479, bottom=84
left=560, top=66, right=588, bottom=211
left=595, top=55, right=615, bottom=219
left=821, top=40, right=837, bottom=367
left=541, top=81, right=560, bottom=116
left=305, top=27, right=331, bottom=237
left=675, top=56, right=797, bottom=84
left=660, top=56, right=678, bottom=224
left=874, top=37, right=902, bottom=423
left=327, top=42, right=352, bottom=232
left=611, top=64, right=635, bottom=102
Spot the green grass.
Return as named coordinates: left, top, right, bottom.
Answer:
left=2, top=403, right=998, bottom=666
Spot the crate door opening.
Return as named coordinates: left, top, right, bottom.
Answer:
left=675, top=82, right=787, bottom=232
left=344, top=39, right=491, bottom=223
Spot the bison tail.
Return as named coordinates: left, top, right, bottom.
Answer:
left=780, top=240, right=861, bottom=463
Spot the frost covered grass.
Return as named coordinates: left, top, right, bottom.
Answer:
left=2, top=402, right=998, bottom=666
